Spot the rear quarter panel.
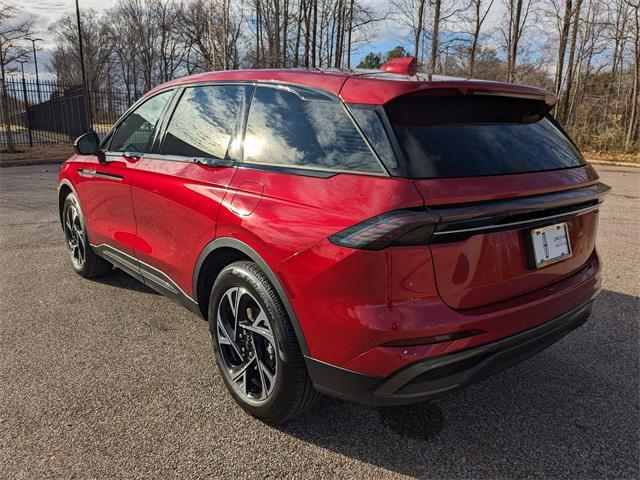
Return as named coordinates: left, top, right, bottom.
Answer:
left=218, top=168, right=424, bottom=264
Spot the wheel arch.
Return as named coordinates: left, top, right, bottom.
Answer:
left=193, top=237, right=309, bottom=356
left=57, top=179, right=77, bottom=226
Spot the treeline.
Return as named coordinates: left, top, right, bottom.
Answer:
left=49, top=0, right=385, bottom=101
left=2, top=0, right=639, bottom=152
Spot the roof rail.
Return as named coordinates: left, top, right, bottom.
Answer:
left=380, top=57, right=417, bottom=76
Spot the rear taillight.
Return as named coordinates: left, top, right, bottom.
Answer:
left=329, top=210, right=437, bottom=250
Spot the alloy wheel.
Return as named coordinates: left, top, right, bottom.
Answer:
left=64, top=204, right=85, bottom=268
left=216, top=286, right=278, bottom=404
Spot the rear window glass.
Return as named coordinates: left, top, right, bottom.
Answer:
left=386, top=94, right=586, bottom=178
left=243, top=86, right=384, bottom=174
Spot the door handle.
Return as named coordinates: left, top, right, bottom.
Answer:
left=192, top=157, right=235, bottom=167
left=123, top=151, right=143, bottom=162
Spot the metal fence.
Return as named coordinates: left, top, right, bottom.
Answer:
left=1, top=78, right=139, bottom=149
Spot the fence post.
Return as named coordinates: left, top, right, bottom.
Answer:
left=1, top=76, right=16, bottom=153
left=21, top=77, right=34, bottom=148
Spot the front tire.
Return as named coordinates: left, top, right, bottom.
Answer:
left=208, top=261, right=317, bottom=424
left=62, top=193, right=112, bottom=278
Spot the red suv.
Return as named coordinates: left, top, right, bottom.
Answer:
left=58, top=63, right=609, bottom=423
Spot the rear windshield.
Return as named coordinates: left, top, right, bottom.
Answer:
left=385, top=94, right=586, bottom=178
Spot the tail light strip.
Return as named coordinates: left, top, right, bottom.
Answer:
left=329, top=182, right=610, bottom=250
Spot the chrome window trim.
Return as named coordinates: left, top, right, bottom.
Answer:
left=143, top=153, right=236, bottom=167
left=254, top=82, right=339, bottom=102
left=239, top=159, right=387, bottom=177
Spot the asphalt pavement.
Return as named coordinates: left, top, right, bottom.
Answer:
left=0, top=164, right=638, bottom=478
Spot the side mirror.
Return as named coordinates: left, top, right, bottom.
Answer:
left=74, top=131, right=100, bottom=155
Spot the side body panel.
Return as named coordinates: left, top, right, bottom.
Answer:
left=129, top=158, right=237, bottom=297
left=59, top=155, right=138, bottom=256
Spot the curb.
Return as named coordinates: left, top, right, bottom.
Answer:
left=588, top=160, right=639, bottom=168
left=0, top=158, right=66, bottom=168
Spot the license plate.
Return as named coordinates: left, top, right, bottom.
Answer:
left=530, top=222, right=572, bottom=268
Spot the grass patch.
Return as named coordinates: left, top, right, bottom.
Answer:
left=0, top=144, right=73, bottom=164
left=584, top=150, right=640, bottom=165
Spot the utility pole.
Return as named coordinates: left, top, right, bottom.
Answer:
left=18, top=60, right=26, bottom=79
left=17, top=60, right=34, bottom=147
left=75, top=0, right=92, bottom=127
left=25, top=37, right=43, bottom=103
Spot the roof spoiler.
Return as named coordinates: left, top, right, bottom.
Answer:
left=470, top=90, right=557, bottom=107
left=380, top=57, right=417, bottom=76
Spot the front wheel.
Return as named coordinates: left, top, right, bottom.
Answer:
left=208, top=261, right=318, bottom=424
left=62, top=193, right=112, bottom=278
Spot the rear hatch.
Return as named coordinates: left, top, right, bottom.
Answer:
left=383, top=90, right=608, bottom=309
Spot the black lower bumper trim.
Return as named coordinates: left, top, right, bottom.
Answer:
left=305, top=299, right=594, bottom=406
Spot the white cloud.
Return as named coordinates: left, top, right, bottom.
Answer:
left=17, top=0, right=118, bottom=73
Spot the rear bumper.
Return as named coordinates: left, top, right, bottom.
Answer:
left=306, top=298, right=594, bottom=406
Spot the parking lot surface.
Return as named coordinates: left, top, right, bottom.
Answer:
left=1, top=164, right=638, bottom=478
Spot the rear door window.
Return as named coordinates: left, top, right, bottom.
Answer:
left=243, top=86, right=384, bottom=174
left=385, top=94, right=586, bottom=178
left=161, top=85, right=247, bottom=160
left=109, top=91, right=173, bottom=152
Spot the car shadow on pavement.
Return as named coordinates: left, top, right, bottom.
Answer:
left=89, top=268, right=160, bottom=295
left=279, top=289, right=639, bottom=478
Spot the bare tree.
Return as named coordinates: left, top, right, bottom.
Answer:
left=0, top=1, right=33, bottom=152
left=50, top=10, right=114, bottom=92
left=503, top=0, right=536, bottom=82
left=466, top=0, right=495, bottom=77
left=393, top=0, right=466, bottom=71
left=557, top=0, right=582, bottom=120
left=155, top=1, right=187, bottom=81
left=553, top=0, right=573, bottom=94
left=625, top=0, right=639, bottom=149
left=108, top=12, right=141, bottom=101
left=392, top=0, right=427, bottom=62
left=609, top=0, right=630, bottom=80
left=429, top=0, right=442, bottom=71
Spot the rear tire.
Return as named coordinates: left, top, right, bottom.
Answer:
left=208, top=261, right=318, bottom=424
left=62, top=193, right=112, bottom=279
